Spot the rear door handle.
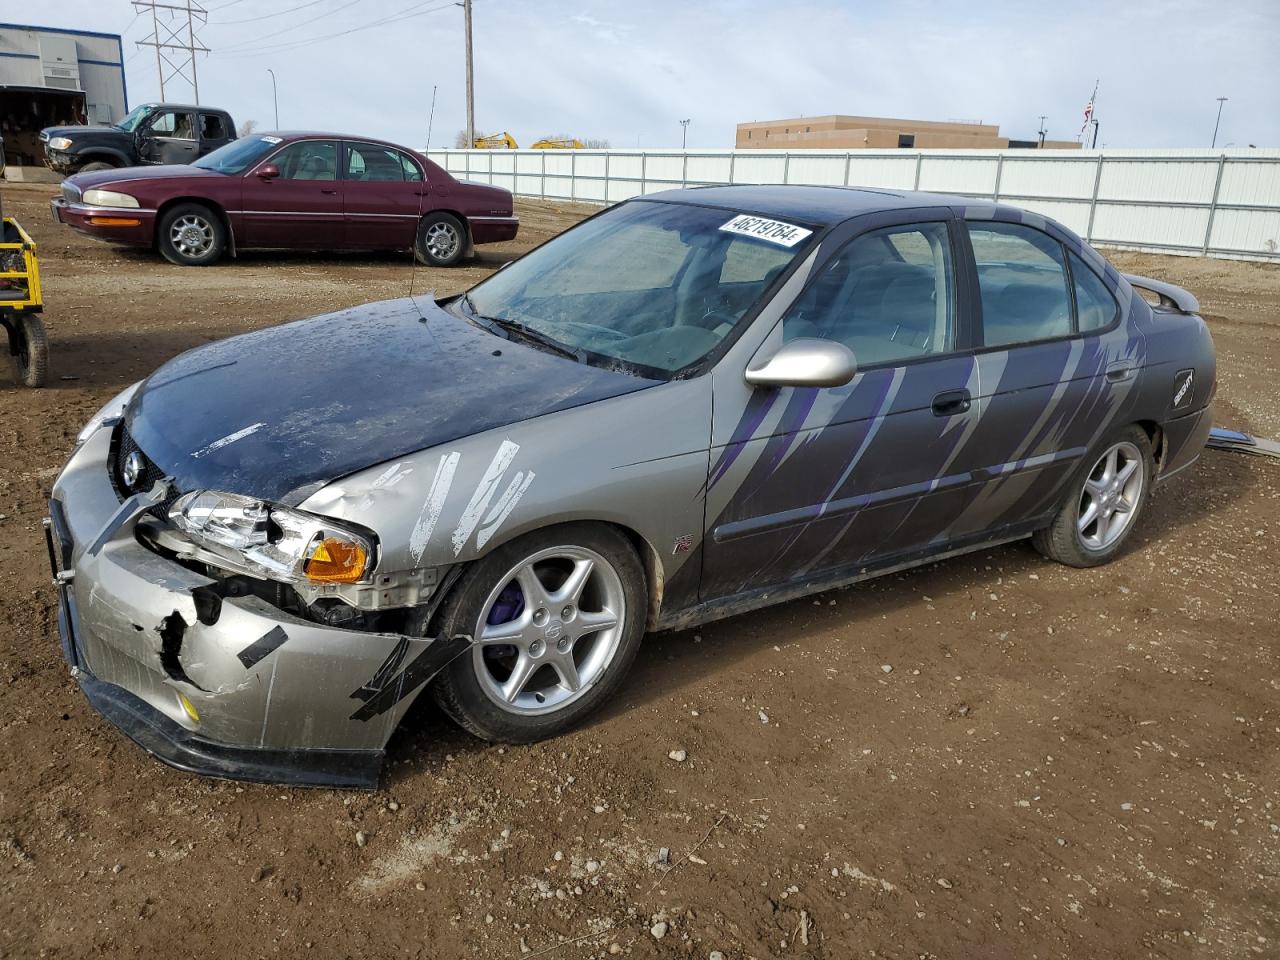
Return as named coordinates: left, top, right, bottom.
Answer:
left=320, top=188, right=339, bottom=195
left=932, top=388, right=972, bottom=417
left=1106, top=361, right=1135, bottom=382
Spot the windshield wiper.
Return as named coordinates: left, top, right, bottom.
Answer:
left=458, top=296, right=585, bottom=362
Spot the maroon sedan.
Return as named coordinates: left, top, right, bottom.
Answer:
left=48, top=132, right=517, bottom=267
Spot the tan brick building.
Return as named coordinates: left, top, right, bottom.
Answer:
left=735, top=115, right=1080, bottom=150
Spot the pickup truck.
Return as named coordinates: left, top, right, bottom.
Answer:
left=40, top=103, right=237, bottom=175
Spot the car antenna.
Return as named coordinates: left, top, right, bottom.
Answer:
left=409, top=97, right=435, bottom=306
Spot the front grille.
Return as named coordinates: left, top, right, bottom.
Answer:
left=111, top=422, right=181, bottom=519
left=61, top=182, right=82, bottom=203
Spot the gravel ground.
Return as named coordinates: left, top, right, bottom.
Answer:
left=1, top=181, right=1277, bottom=960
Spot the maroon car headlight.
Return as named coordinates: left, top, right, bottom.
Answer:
left=81, top=189, right=140, bottom=209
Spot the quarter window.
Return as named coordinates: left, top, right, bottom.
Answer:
left=782, top=222, right=956, bottom=366
left=270, top=140, right=339, bottom=181
left=1070, top=252, right=1119, bottom=331
left=969, top=222, right=1072, bottom=346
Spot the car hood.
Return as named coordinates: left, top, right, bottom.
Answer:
left=43, top=124, right=127, bottom=141
left=69, top=164, right=223, bottom=190
left=123, top=296, right=658, bottom=504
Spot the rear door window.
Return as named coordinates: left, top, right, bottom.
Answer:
left=200, top=113, right=228, bottom=141
left=969, top=222, right=1072, bottom=346
left=346, top=142, right=407, bottom=182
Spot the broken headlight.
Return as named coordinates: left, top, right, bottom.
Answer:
left=170, top=490, right=374, bottom=585
left=76, top=380, right=142, bottom=445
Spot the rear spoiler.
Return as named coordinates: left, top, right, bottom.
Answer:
left=1123, top=274, right=1200, bottom=314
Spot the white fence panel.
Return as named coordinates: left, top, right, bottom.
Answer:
left=422, top=147, right=1280, bottom=261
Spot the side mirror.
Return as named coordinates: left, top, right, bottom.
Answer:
left=256, top=163, right=280, bottom=180
left=745, top=338, right=857, bottom=389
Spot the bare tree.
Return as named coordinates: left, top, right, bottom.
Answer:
left=454, top=129, right=472, bottom=148
left=237, top=119, right=258, bottom=137
left=583, top=138, right=611, bottom=148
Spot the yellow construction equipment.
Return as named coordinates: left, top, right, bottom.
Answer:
left=472, top=132, right=518, bottom=149
left=531, top=138, right=585, bottom=150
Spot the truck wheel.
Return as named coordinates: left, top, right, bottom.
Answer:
left=425, top=522, right=646, bottom=743
left=13, top=315, right=49, bottom=388
left=414, top=213, right=467, bottom=267
left=78, top=162, right=116, bottom=173
left=157, top=203, right=226, bottom=266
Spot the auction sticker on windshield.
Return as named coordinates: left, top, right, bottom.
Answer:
left=719, top=214, right=813, bottom=247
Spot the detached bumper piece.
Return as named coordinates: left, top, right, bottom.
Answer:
left=1206, top=427, right=1280, bottom=461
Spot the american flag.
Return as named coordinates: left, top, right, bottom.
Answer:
left=1081, top=82, right=1098, bottom=134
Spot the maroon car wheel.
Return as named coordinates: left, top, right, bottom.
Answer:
left=157, top=203, right=226, bottom=267
left=415, top=213, right=467, bottom=267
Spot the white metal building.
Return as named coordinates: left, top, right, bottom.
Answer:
left=0, top=22, right=127, bottom=167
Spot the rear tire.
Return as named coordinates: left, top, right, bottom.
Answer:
left=1032, top=425, right=1154, bottom=567
left=425, top=523, right=646, bottom=743
left=414, top=212, right=467, bottom=267
left=157, top=203, right=226, bottom=266
left=78, top=161, right=115, bottom=173
left=13, top=315, right=49, bottom=387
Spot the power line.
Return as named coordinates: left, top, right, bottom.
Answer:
left=133, top=0, right=210, bottom=102
left=220, top=0, right=453, bottom=57
left=212, top=0, right=335, bottom=26
left=216, top=0, right=366, bottom=51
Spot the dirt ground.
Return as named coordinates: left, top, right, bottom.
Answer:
left=1, top=180, right=1277, bottom=960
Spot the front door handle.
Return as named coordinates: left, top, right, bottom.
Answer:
left=320, top=188, right=339, bottom=195
left=932, top=388, right=972, bottom=417
left=1106, top=361, right=1135, bottom=382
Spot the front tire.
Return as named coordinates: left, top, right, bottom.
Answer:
left=78, top=161, right=115, bottom=173
left=427, top=523, right=646, bottom=743
left=1032, top=425, right=1155, bottom=567
left=414, top=212, right=467, bottom=267
left=157, top=203, right=226, bottom=266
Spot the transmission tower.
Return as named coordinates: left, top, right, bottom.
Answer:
left=133, top=0, right=209, bottom=103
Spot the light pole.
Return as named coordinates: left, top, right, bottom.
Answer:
left=1211, top=96, right=1228, bottom=148
left=679, top=118, right=690, bottom=149
left=266, top=68, right=279, bottom=129
left=1037, top=115, right=1047, bottom=147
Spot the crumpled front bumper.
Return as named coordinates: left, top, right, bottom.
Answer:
left=47, top=425, right=466, bottom=788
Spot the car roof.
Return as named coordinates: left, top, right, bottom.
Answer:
left=258, top=131, right=419, bottom=151
left=641, top=184, right=992, bottom=227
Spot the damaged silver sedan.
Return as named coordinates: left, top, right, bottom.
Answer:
left=48, top=185, right=1215, bottom=787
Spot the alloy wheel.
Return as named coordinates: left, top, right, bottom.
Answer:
left=472, top=545, right=625, bottom=716
left=425, top=221, right=459, bottom=260
left=170, top=214, right=215, bottom=259
left=1076, top=440, right=1144, bottom=551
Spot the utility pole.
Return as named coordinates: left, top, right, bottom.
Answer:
left=1211, top=96, right=1228, bottom=148
left=679, top=118, right=690, bottom=149
left=267, top=68, right=278, bottom=128
left=133, top=0, right=208, bottom=102
left=1037, top=115, right=1047, bottom=146
left=463, top=0, right=475, bottom=148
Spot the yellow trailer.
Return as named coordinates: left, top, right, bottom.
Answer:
left=1, top=216, right=48, bottom=387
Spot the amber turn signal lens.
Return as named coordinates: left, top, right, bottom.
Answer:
left=87, top=216, right=142, bottom=227
left=304, top=537, right=368, bottom=584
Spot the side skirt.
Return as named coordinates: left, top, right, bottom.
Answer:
left=655, top=524, right=1044, bottom=633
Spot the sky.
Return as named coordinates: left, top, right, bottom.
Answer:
left=36, top=0, right=1280, bottom=149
